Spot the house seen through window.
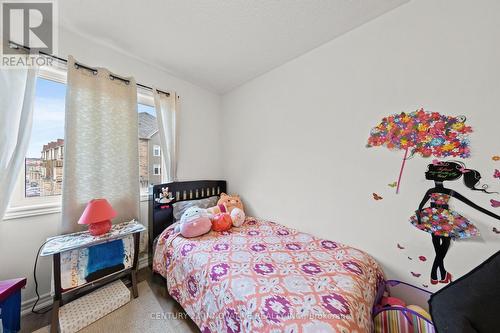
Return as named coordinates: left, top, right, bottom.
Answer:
left=25, top=77, right=65, bottom=197
left=138, top=104, right=162, bottom=193
left=153, top=145, right=161, bottom=157
left=153, top=164, right=161, bottom=176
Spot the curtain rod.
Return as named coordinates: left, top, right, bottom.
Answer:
left=8, top=41, right=172, bottom=97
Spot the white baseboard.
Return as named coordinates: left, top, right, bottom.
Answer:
left=22, top=292, right=53, bottom=316
left=21, top=253, right=150, bottom=317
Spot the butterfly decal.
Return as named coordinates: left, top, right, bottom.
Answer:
left=397, top=243, right=405, bottom=250
left=373, top=193, right=383, bottom=200
left=411, top=272, right=421, bottom=278
left=492, top=156, right=500, bottom=161
left=422, top=284, right=429, bottom=288
left=494, top=169, right=500, bottom=179
left=493, top=227, right=500, bottom=234
left=388, top=181, right=398, bottom=188
left=419, top=256, right=427, bottom=262
left=491, top=199, right=500, bottom=208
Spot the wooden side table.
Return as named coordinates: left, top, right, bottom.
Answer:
left=40, top=220, right=145, bottom=333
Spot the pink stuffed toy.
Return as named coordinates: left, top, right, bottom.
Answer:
left=178, top=206, right=211, bottom=238
left=380, top=296, right=406, bottom=308
left=211, top=213, right=232, bottom=232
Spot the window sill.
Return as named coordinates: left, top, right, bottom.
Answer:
left=4, top=196, right=150, bottom=221
left=3, top=202, right=62, bottom=221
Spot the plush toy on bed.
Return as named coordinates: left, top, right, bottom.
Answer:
left=211, top=213, right=233, bottom=232
left=207, top=193, right=244, bottom=214
left=230, top=208, right=245, bottom=227
left=156, top=187, right=174, bottom=204
left=207, top=193, right=245, bottom=226
left=175, top=206, right=212, bottom=238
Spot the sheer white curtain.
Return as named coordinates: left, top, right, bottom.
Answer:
left=62, top=56, right=139, bottom=234
left=0, top=68, right=37, bottom=220
left=153, top=89, right=178, bottom=182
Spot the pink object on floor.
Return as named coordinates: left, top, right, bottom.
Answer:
left=0, top=278, right=26, bottom=303
left=381, top=296, right=406, bottom=307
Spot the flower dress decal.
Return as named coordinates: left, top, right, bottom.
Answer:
left=410, top=161, right=500, bottom=285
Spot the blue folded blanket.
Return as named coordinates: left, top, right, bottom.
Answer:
left=87, top=239, right=125, bottom=275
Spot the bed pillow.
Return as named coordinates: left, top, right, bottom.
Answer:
left=173, top=196, right=219, bottom=221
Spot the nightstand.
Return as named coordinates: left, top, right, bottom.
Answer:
left=40, top=220, right=145, bottom=333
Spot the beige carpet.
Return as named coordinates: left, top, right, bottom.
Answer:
left=34, top=282, right=175, bottom=333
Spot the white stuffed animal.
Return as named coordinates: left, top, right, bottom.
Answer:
left=230, top=208, right=246, bottom=227
left=175, top=206, right=212, bottom=238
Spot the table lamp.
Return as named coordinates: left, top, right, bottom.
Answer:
left=78, top=199, right=117, bottom=236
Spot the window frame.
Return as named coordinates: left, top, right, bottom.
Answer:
left=153, top=163, right=161, bottom=176
left=4, top=65, right=67, bottom=220
left=153, top=145, right=161, bottom=157
left=138, top=96, right=167, bottom=191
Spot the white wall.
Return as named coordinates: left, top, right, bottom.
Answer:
left=0, top=27, right=223, bottom=307
left=222, top=0, right=500, bottom=290
left=3, top=0, right=500, bottom=310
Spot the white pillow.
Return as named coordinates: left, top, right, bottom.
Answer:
left=172, top=196, right=218, bottom=221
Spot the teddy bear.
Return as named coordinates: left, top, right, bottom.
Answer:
left=175, top=206, right=212, bottom=238
left=207, top=193, right=246, bottom=228
left=207, top=193, right=244, bottom=215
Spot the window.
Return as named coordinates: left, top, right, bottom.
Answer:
left=153, top=145, right=161, bottom=157
left=4, top=67, right=67, bottom=219
left=5, top=66, right=164, bottom=219
left=138, top=102, right=162, bottom=195
left=153, top=164, right=161, bottom=176
left=25, top=77, right=66, bottom=198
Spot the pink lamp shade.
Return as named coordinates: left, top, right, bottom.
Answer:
left=78, top=199, right=117, bottom=236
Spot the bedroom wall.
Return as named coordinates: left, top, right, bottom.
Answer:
left=222, top=0, right=500, bottom=290
left=0, top=27, right=223, bottom=309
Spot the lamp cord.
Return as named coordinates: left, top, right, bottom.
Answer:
left=31, top=240, right=52, bottom=314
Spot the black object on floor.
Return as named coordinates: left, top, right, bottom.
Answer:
left=429, top=251, right=500, bottom=333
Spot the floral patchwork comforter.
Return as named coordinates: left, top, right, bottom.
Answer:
left=153, top=218, right=384, bottom=333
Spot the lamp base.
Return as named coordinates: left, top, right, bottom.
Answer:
left=88, top=220, right=112, bottom=236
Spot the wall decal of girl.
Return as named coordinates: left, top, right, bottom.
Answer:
left=409, top=161, right=500, bottom=285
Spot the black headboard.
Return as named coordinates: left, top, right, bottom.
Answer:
left=148, top=180, right=226, bottom=262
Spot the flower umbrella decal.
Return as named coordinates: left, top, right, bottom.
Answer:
left=367, top=108, right=473, bottom=193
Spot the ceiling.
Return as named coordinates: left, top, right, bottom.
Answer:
left=59, top=0, right=408, bottom=93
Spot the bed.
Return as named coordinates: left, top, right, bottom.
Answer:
left=150, top=181, right=385, bottom=333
